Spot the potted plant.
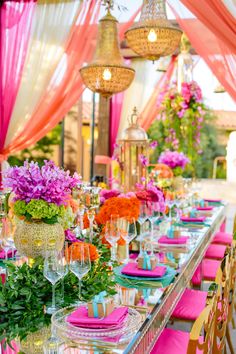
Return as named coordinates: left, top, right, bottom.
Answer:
left=3, top=160, right=80, bottom=258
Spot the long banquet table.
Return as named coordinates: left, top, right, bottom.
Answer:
left=53, top=204, right=226, bottom=354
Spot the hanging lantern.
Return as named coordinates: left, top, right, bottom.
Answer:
left=80, top=4, right=135, bottom=98
left=125, top=0, right=182, bottom=62
left=117, top=107, right=149, bottom=192
left=214, top=84, right=226, bottom=94
left=156, top=57, right=169, bottom=72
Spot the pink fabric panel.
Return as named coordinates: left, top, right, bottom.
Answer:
left=1, top=341, right=19, bottom=354
left=212, top=231, right=232, bottom=246
left=205, top=244, right=226, bottom=260
left=169, top=5, right=236, bottom=102
left=0, top=0, right=36, bottom=150
left=109, top=92, right=124, bottom=156
left=151, top=327, right=203, bottom=354
left=172, top=288, right=207, bottom=321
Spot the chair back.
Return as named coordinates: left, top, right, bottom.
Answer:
left=187, top=285, right=218, bottom=354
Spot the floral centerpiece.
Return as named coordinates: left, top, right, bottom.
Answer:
left=3, top=160, right=80, bottom=258
left=158, top=150, right=189, bottom=177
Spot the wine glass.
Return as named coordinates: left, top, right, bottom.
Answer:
left=0, top=218, right=15, bottom=260
left=43, top=251, right=64, bottom=314
left=147, top=202, right=160, bottom=256
left=118, top=217, right=137, bottom=263
left=105, top=214, right=120, bottom=262
left=69, top=243, right=91, bottom=300
left=59, top=243, right=69, bottom=304
left=87, top=209, right=95, bottom=243
left=138, top=202, right=148, bottom=257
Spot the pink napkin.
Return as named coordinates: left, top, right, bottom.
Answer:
left=158, top=236, right=189, bottom=245
left=121, top=262, right=166, bottom=278
left=196, top=206, right=213, bottom=211
left=181, top=216, right=206, bottom=223
left=204, top=199, right=221, bottom=203
left=0, top=249, right=16, bottom=259
left=67, top=306, right=128, bottom=328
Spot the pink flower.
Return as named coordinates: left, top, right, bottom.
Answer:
left=139, top=154, right=149, bottom=167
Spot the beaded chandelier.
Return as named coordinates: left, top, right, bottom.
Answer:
left=125, top=0, right=182, bottom=62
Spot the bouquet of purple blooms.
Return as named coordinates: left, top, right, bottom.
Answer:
left=3, top=160, right=81, bottom=224
left=158, top=151, right=189, bottom=176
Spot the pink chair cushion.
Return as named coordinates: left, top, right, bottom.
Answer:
left=192, top=259, right=221, bottom=286
left=212, top=231, right=232, bottom=246
left=205, top=244, right=226, bottom=260
left=191, top=263, right=202, bottom=286
left=150, top=328, right=203, bottom=354
left=202, top=259, right=221, bottom=281
left=172, top=288, right=208, bottom=321
left=220, top=221, right=226, bottom=232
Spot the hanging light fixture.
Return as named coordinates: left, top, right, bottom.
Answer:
left=214, top=84, right=226, bottom=93
left=80, top=1, right=135, bottom=98
left=156, top=57, right=169, bottom=72
left=125, top=0, right=182, bottom=62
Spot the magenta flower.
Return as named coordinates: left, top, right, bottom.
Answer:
left=100, top=189, right=120, bottom=204
left=150, top=141, right=158, bottom=149
left=65, top=229, right=80, bottom=243
left=158, top=150, right=189, bottom=170
left=3, top=160, right=81, bottom=205
left=139, top=154, right=149, bottom=167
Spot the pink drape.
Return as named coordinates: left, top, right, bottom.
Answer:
left=180, top=0, right=236, bottom=54
left=109, top=92, right=124, bottom=156
left=139, top=56, right=177, bottom=131
left=1, top=3, right=141, bottom=159
left=0, top=0, right=36, bottom=151
left=168, top=1, right=236, bottom=102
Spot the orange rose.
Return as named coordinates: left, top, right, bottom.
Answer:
left=68, top=242, right=99, bottom=262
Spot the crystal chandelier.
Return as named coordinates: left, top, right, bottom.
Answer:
left=80, top=1, right=135, bottom=98
left=125, top=0, right=182, bottom=61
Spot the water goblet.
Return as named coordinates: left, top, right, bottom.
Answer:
left=0, top=218, right=15, bottom=260
left=87, top=209, right=95, bottom=243
left=69, top=243, right=91, bottom=300
left=43, top=251, right=64, bottom=314
left=118, top=217, right=137, bottom=263
left=147, top=202, right=160, bottom=256
left=138, top=201, right=148, bottom=256
left=105, top=215, right=120, bottom=262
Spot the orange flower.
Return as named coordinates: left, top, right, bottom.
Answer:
left=65, top=195, right=80, bottom=213
left=96, top=197, right=140, bottom=226
left=68, top=242, right=99, bottom=262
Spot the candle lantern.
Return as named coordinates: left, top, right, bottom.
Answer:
left=118, top=107, right=149, bottom=191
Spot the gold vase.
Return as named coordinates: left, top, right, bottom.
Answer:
left=20, top=327, right=50, bottom=354
left=14, top=219, right=65, bottom=258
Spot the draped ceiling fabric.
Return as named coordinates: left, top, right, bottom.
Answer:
left=117, top=59, right=164, bottom=138
left=0, top=0, right=36, bottom=152
left=1, top=0, right=99, bottom=159
left=167, top=0, right=236, bottom=102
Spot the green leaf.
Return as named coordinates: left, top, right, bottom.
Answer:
left=42, top=216, right=58, bottom=224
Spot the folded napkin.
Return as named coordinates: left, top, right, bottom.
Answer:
left=67, top=306, right=128, bottom=328
left=196, top=206, right=213, bottom=211
left=121, top=262, right=166, bottom=278
left=158, top=236, right=189, bottom=245
left=204, top=199, right=221, bottom=203
left=0, top=249, right=16, bottom=259
left=181, top=216, right=206, bottom=223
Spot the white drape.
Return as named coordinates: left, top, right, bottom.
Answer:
left=117, top=58, right=162, bottom=138
left=5, top=0, right=82, bottom=147
left=223, top=0, right=236, bottom=17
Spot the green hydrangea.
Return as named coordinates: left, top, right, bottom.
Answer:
left=13, top=200, right=27, bottom=216
left=25, top=199, right=61, bottom=220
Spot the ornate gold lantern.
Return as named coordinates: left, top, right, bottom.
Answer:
left=125, top=0, right=182, bottom=61
left=80, top=2, right=135, bottom=98
left=118, top=107, right=149, bottom=192
left=177, top=33, right=193, bottom=92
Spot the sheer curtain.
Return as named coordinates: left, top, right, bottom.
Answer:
left=167, top=0, right=236, bottom=102
left=139, top=56, right=177, bottom=130
left=4, top=0, right=83, bottom=149
left=0, top=0, right=36, bottom=152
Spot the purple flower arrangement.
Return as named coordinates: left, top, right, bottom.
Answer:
left=158, top=151, right=189, bottom=175
left=4, top=160, right=80, bottom=205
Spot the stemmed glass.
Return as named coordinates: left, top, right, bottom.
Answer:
left=138, top=202, right=148, bottom=257
left=0, top=218, right=15, bottom=260
left=105, top=214, right=120, bottom=263
left=87, top=209, right=95, bottom=243
left=43, top=251, right=64, bottom=314
left=69, top=243, right=91, bottom=300
left=147, top=202, right=160, bottom=256
left=165, top=194, right=175, bottom=221
left=118, top=217, right=137, bottom=263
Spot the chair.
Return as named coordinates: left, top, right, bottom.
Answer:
left=171, top=253, right=233, bottom=354
left=151, top=286, right=218, bottom=354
